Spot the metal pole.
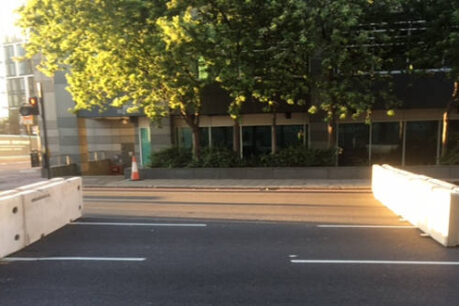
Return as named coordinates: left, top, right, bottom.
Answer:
left=401, top=121, right=406, bottom=167
left=436, top=120, right=442, bottom=165
left=368, top=122, right=372, bottom=166
left=37, top=82, right=51, bottom=179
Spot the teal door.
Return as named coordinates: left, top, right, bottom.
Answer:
left=140, top=128, right=151, bottom=167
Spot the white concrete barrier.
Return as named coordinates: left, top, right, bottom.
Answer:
left=0, top=194, right=26, bottom=258
left=0, top=177, right=83, bottom=258
left=14, top=178, right=64, bottom=192
left=22, top=178, right=83, bottom=245
left=372, top=165, right=459, bottom=247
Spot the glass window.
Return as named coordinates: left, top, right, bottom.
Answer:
left=446, top=120, right=459, bottom=153
left=6, top=62, right=16, bottom=76
left=7, top=94, right=15, bottom=106
left=211, top=126, right=233, bottom=149
left=16, top=45, right=25, bottom=57
left=276, top=125, right=306, bottom=149
left=371, top=122, right=403, bottom=165
left=177, top=127, right=209, bottom=149
left=28, top=77, right=36, bottom=96
left=405, top=121, right=438, bottom=165
left=7, top=79, right=25, bottom=96
left=8, top=94, right=22, bottom=107
left=18, top=61, right=32, bottom=75
left=177, top=127, right=192, bottom=149
left=242, top=126, right=271, bottom=157
left=6, top=79, right=12, bottom=91
left=199, top=127, right=209, bottom=148
left=4, top=46, right=14, bottom=60
left=338, top=123, right=369, bottom=166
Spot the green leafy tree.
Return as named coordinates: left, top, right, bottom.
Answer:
left=196, top=0, right=312, bottom=154
left=401, top=0, right=459, bottom=157
left=304, top=0, right=400, bottom=149
left=246, top=0, right=311, bottom=154
left=18, top=0, right=216, bottom=159
left=158, top=0, right=257, bottom=155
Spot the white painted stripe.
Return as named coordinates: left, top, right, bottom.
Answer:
left=291, top=259, right=459, bottom=266
left=71, top=222, right=207, bottom=227
left=317, top=225, right=416, bottom=229
left=3, top=257, right=146, bottom=262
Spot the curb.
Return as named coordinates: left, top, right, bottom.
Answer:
left=83, top=185, right=372, bottom=192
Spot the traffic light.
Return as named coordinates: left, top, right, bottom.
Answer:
left=19, top=97, right=40, bottom=116
left=28, top=97, right=39, bottom=115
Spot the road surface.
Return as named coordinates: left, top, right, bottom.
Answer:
left=1, top=188, right=458, bottom=305
left=0, top=160, right=44, bottom=191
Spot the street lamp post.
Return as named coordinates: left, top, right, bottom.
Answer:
left=37, top=82, right=51, bottom=179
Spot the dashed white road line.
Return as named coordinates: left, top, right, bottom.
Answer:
left=2, top=257, right=146, bottom=262
left=317, top=225, right=416, bottom=229
left=291, top=259, right=459, bottom=266
left=71, top=221, right=207, bottom=227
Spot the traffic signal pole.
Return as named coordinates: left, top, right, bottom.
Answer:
left=37, top=82, right=51, bottom=179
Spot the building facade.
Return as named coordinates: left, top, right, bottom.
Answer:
left=0, top=37, right=36, bottom=134
left=25, top=68, right=458, bottom=172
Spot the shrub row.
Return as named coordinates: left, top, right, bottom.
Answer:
left=149, top=146, right=336, bottom=168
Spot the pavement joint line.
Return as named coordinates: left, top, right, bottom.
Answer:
left=290, top=260, right=459, bottom=265
left=317, top=225, right=416, bottom=229
left=71, top=221, right=207, bottom=227
left=2, top=257, right=146, bottom=262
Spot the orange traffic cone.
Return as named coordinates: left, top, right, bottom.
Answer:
left=130, top=155, right=140, bottom=181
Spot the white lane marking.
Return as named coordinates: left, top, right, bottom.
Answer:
left=71, top=222, right=207, bottom=227
left=2, top=257, right=146, bottom=262
left=317, top=225, right=416, bottom=229
left=291, top=259, right=459, bottom=266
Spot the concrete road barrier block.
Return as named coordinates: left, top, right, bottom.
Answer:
left=449, top=191, right=459, bottom=246
left=59, top=177, right=83, bottom=222
left=372, top=165, right=459, bottom=247
left=1, top=177, right=83, bottom=258
left=22, top=178, right=83, bottom=245
left=0, top=190, right=19, bottom=197
left=14, top=178, right=64, bottom=192
left=0, top=194, right=26, bottom=258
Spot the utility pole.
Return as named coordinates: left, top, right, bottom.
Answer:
left=37, top=82, right=51, bottom=179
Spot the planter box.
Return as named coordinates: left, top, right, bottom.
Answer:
left=125, top=165, right=459, bottom=180
left=125, top=166, right=372, bottom=180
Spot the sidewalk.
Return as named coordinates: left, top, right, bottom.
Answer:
left=82, top=175, right=371, bottom=190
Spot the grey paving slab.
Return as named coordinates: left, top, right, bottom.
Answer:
left=82, top=175, right=371, bottom=189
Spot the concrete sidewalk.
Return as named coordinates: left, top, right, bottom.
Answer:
left=82, top=175, right=371, bottom=190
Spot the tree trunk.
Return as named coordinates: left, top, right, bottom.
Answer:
left=327, top=119, right=336, bottom=149
left=191, top=125, right=200, bottom=160
left=327, top=116, right=338, bottom=166
left=271, top=111, right=277, bottom=154
left=233, top=120, right=241, bottom=157
left=183, top=114, right=201, bottom=160
left=441, top=81, right=459, bottom=158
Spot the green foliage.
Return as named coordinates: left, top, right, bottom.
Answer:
left=401, top=0, right=458, bottom=81
left=19, top=0, right=451, bottom=157
left=150, top=147, right=192, bottom=168
left=197, top=0, right=312, bottom=118
left=440, top=147, right=459, bottom=165
left=188, top=147, right=243, bottom=168
left=149, top=146, right=335, bottom=168
left=303, top=0, right=401, bottom=124
left=440, top=132, right=459, bottom=165
left=259, top=146, right=336, bottom=167
left=17, top=0, right=218, bottom=159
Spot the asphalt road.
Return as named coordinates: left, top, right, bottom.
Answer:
left=0, top=160, right=44, bottom=191
left=83, top=188, right=395, bottom=224
left=1, top=189, right=459, bottom=305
